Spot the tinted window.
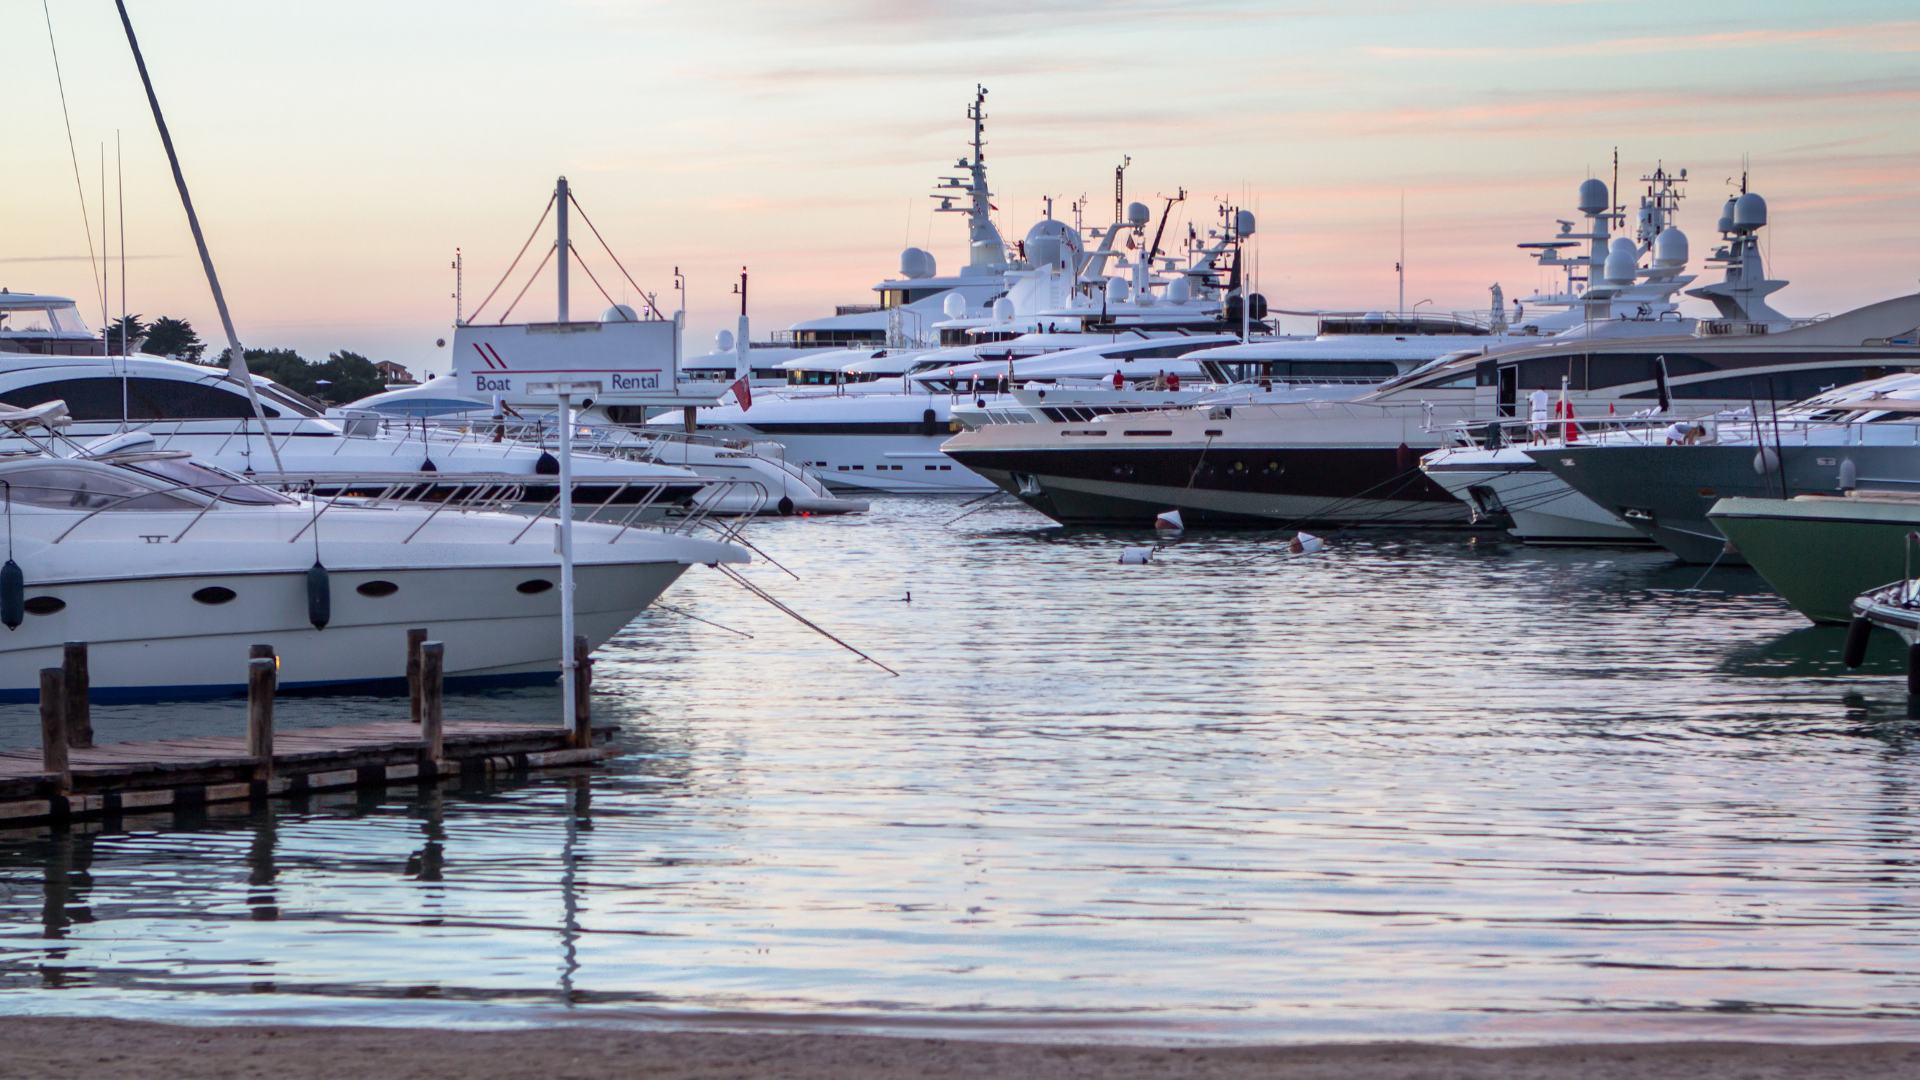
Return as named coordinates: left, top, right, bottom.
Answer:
left=0, top=465, right=198, bottom=510
left=0, top=376, right=277, bottom=421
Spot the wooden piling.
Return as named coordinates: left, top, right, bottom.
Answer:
left=62, top=642, right=91, bottom=749
left=249, top=643, right=275, bottom=662
left=572, top=633, right=592, bottom=749
left=406, top=628, right=427, bottom=724
left=39, top=668, right=68, bottom=790
left=420, top=641, right=445, bottom=763
left=247, top=657, right=276, bottom=777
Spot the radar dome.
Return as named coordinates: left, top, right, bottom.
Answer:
left=942, top=292, right=967, bottom=320
left=1653, top=227, right=1689, bottom=267
left=1126, top=201, right=1151, bottom=227
left=1167, top=276, right=1192, bottom=304
left=1576, top=178, right=1609, bottom=216
left=1105, top=277, right=1131, bottom=305
left=602, top=303, right=638, bottom=322
left=992, top=297, right=1015, bottom=323
left=899, top=247, right=937, bottom=280
left=1732, top=192, right=1768, bottom=230
left=1603, top=245, right=1637, bottom=285
left=1716, top=196, right=1738, bottom=234
left=715, top=329, right=735, bottom=352
left=1234, top=209, right=1256, bottom=237
left=1023, top=219, right=1084, bottom=271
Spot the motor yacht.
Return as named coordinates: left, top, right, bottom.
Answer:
left=946, top=177, right=1920, bottom=528
left=1713, top=491, right=1920, bottom=625
left=0, top=402, right=745, bottom=699
left=1531, top=367, right=1920, bottom=564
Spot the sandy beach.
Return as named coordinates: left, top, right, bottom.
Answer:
left=6, top=1019, right=1918, bottom=1079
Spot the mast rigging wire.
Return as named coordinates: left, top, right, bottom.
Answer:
left=566, top=193, right=665, bottom=319
left=466, top=194, right=555, bottom=323
left=497, top=244, right=558, bottom=325
left=41, top=1, right=104, bottom=328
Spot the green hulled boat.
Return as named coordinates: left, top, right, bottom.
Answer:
left=1709, top=493, right=1920, bottom=624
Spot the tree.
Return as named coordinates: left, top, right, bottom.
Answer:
left=143, top=316, right=206, bottom=363
left=216, top=346, right=388, bottom=405
left=101, top=314, right=148, bottom=354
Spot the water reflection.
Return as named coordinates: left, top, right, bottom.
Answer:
left=2, top=499, right=1920, bottom=1042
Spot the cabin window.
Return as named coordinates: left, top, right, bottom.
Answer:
left=356, top=580, right=400, bottom=598
left=0, top=376, right=280, bottom=421
left=516, top=579, right=554, bottom=595
left=23, top=596, right=65, bottom=616
left=192, top=586, right=237, bottom=605
left=0, top=465, right=198, bottom=510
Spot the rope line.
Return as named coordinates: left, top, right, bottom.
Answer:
left=41, top=0, right=103, bottom=323
left=497, top=244, right=557, bottom=325
left=467, top=194, right=555, bottom=323
left=567, top=193, right=665, bottom=319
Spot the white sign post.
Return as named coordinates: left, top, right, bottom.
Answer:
left=528, top=379, right=599, bottom=733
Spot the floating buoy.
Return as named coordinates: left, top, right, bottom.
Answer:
left=1155, top=510, right=1184, bottom=533
left=1119, top=546, right=1156, bottom=565
left=1288, top=531, right=1326, bottom=556
left=1843, top=614, right=1873, bottom=668
left=0, top=559, right=21, bottom=631
left=307, top=561, right=332, bottom=630
left=535, top=451, right=560, bottom=476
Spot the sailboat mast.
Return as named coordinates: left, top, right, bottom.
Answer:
left=112, top=0, right=282, bottom=471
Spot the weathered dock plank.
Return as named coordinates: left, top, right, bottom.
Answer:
left=0, top=717, right=618, bottom=824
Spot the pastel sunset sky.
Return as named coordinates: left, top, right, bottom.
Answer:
left=6, top=0, right=1917, bottom=373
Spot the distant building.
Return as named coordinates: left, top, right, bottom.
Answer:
left=374, top=360, right=416, bottom=385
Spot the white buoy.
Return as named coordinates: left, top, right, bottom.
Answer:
left=1288, top=531, right=1325, bottom=555
left=1119, top=546, right=1156, bottom=565
left=1155, top=509, right=1184, bottom=533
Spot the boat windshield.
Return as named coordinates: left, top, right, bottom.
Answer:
left=127, top=458, right=298, bottom=505
left=0, top=464, right=199, bottom=511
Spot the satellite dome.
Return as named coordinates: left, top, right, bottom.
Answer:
left=1716, top=196, right=1738, bottom=234
left=602, top=303, right=638, bottom=322
left=1653, top=227, right=1689, bottom=267
left=1023, top=219, right=1084, bottom=271
left=942, top=292, right=967, bottom=320
left=1234, top=209, right=1256, bottom=237
left=1105, top=277, right=1131, bottom=305
left=1603, top=244, right=1637, bottom=284
left=1166, top=276, right=1192, bottom=304
left=992, top=297, right=1014, bottom=323
left=715, top=329, right=735, bottom=352
left=899, top=247, right=937, bottom=280
left=1126, top=201, right=1151, bottom=227
left=1732, top=192, right=1768, bottom=230
left=1576, top=178, right=1609, bottom=216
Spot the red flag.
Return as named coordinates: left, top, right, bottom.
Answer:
left=730, top=375, right=752, bottom=412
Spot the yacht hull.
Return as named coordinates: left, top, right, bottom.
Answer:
left=1711, top=496, right=1920, bottom=625
left=950, top=446, right=1470, bottom=528
left=0, top=561, right=690, bottom=700
left=1532, top=444, right=1897, bottom=564
left=1422, top=450, right=1648, bottom=545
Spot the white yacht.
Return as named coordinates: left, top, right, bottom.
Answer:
left=680, top=86, right=1014, bottom=387
left=0, top=403, right=745, bottom=699
left=346, top=366, right=866, bottom=516
left=943, top=177, right=1920, bottom=528
left=1421, top=173, right=1816, bottom=543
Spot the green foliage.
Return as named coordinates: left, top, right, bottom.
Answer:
left=142, top=316, right=206, bottom=363
left=101, top=314, right=148, bottom=354
left=216, top=346, right=388, bottom=405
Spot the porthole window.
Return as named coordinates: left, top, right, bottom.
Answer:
left=356, top=580, right=399, bottom=598
left=23, top=596, right=65, bottom=616
left=516, top=579, right=554, bottom=595
left=192, top=586, right=237, bottom=605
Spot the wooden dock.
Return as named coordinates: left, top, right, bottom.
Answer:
left=0, top=634, right=610, bottom=827
left=0, top=718, right=616, bottom=826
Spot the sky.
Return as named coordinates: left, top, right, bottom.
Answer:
left=4, top=0, right=1918, bottom=376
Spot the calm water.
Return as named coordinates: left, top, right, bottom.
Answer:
left=4, top=496, right=1920, bottom=1043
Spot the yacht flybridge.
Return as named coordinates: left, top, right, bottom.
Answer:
left=944, top=173, right=1920, bottom=527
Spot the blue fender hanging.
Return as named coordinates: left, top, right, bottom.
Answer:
left=307, top=560, right=331, bottom=630
left=535, top=451, right=560, bottom=475
left=0, top=558, right=22, bottom=631
left=420, top=457, right=438, bottom=473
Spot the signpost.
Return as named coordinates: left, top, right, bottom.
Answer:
left=527, top=379, right=598, bottom=734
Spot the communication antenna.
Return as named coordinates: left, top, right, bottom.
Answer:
left=116, top=130, right=127, bottom=358
left=1114, top=155, right=1131, bottom=226
left=451, top=248, right=463, bottom=325
left=1396, top=190, right=1405, bottom=316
